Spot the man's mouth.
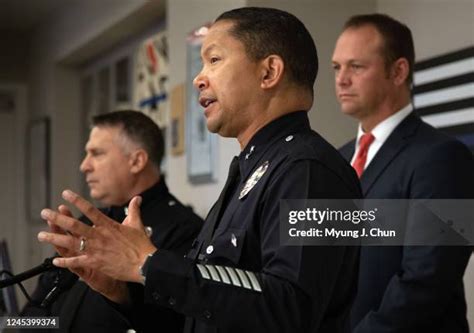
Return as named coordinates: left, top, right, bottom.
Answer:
left=339, top=93, right=355, bottom=99
left=199, top=96, right=217, bottom=108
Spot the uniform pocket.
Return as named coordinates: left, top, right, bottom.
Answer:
left=206, top=228, right=246, bottom=265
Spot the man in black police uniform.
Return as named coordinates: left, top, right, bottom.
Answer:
left=38, top=8, right=362, bottom=332
left=25, top=111, right=203, bottom=332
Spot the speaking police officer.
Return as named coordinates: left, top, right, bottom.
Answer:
left=38, top=7, right=361, bottom=333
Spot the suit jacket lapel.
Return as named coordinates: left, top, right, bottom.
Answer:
left=339, top=140, right=355, bottom=163
left=361, top=113, right=421, bottom=195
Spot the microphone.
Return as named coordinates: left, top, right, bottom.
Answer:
left=40, top=269, right=78, bottom=307
left=0, top=256, right=57, bottom=289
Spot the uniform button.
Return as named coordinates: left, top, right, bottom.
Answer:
left=168, top=200, right=176, bottom=206
left=152, top=292, right=161, bottom=301
left=145, top=226, right=153, bottom=237
left=168, top=297, right=176, bottom=306
left=203, top=310, right=212, bottom=319
left=206, top=245, right=214, bottom=254
left=245, top=145, right=256, bottom=160
left=285, top=135, right=294, bottom=142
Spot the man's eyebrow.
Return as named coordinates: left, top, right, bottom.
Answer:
left=85, top=147, right=100, bottom=153
left=332, top=58, right=358, bottom=64
left=201, top=44, right=217, bottom=57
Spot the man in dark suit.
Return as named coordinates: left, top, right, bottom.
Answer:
left=23, top=111, right=203, bottom=332
left=332, top=14, right=474, bottom=332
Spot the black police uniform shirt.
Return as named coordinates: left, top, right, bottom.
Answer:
left=136, top=111, right=362, bottom=333
left=22, top=179, right=204, bottom=333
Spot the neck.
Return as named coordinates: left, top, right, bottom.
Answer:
left=237, top=87, right=312, bottom=149
left=360, top=91, right=411, bottom=133
left=123, top=169, right=160, bottom=205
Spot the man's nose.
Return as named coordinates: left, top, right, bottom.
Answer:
left=80, top=156, right=91, bottom=173
left=336, top=67, right=351, bottom=86
left=193, top=70, right=208, bottom=91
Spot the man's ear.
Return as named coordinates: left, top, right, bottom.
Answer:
left=260, top=55, right=285, bottom=89
left=391, top=57, right=410, bottom=87
left=129, top=149, right=148, bottom=174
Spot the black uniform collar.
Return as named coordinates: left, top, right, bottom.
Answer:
left=238, top=111, right=310, bottom=178
left=107, top=179, right=169, bottom=222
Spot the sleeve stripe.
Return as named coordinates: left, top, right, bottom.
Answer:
left=215, top=265, right=231, bottom=284
left=196, top=264, right=210, bottom=280
left=245, top=271, right=262, bottom=292
left=196, top=264, right=261, bottom=293
left=225, top=266, right=242, bottom=287
left=236, top=268, right=252, bottom=290
left=206, top=265, right=221, bottom=282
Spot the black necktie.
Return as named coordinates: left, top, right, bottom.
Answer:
left=202, top=156, right=241, bottom=249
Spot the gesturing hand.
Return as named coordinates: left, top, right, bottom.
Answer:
left=41, top=205, right=131, bottom=304
left=38, top=190, right=157, bottom=284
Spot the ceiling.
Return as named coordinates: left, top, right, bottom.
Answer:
left=0, top=0, right=165, bottom=66
left=0, top=0, right=71, bottom=32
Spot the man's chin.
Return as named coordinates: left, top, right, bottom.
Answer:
left=206, top=119, right=221, bottom=134
left=340, top=105, right=360, bottom=117
left=89, top=191, right=104, bottom=202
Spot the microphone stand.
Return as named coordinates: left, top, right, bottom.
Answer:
left=0, top=257, right=56, bottom=289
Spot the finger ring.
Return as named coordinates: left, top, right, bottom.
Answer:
left=79, top=238, right=86, bottom=252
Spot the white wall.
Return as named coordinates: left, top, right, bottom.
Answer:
left=377, top=0, right=474, bottom=60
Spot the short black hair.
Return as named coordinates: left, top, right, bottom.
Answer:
left=343, top=13, right=415, bottom=85
left=92, top=110, right=164, bottom=169
left=216, top=7, right=318, bottom=94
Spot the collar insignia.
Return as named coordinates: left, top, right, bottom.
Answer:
left=239, top=161, right=269, bottom=200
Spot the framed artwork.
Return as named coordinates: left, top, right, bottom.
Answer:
left=186, top=24, right=218, bottom=184
left=170, top=83, right=185, bottom=156
left=27, top=117, right=50, bottom=223
left=134, top=31, right=169, bottom=128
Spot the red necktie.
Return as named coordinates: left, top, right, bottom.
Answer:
left=352, top=133, right=375, bottom=178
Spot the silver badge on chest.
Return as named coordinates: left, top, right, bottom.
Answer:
left=239, top=161, right=270, bottom=200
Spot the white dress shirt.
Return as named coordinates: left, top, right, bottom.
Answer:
left=351, top=104, right=413, bottom=170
